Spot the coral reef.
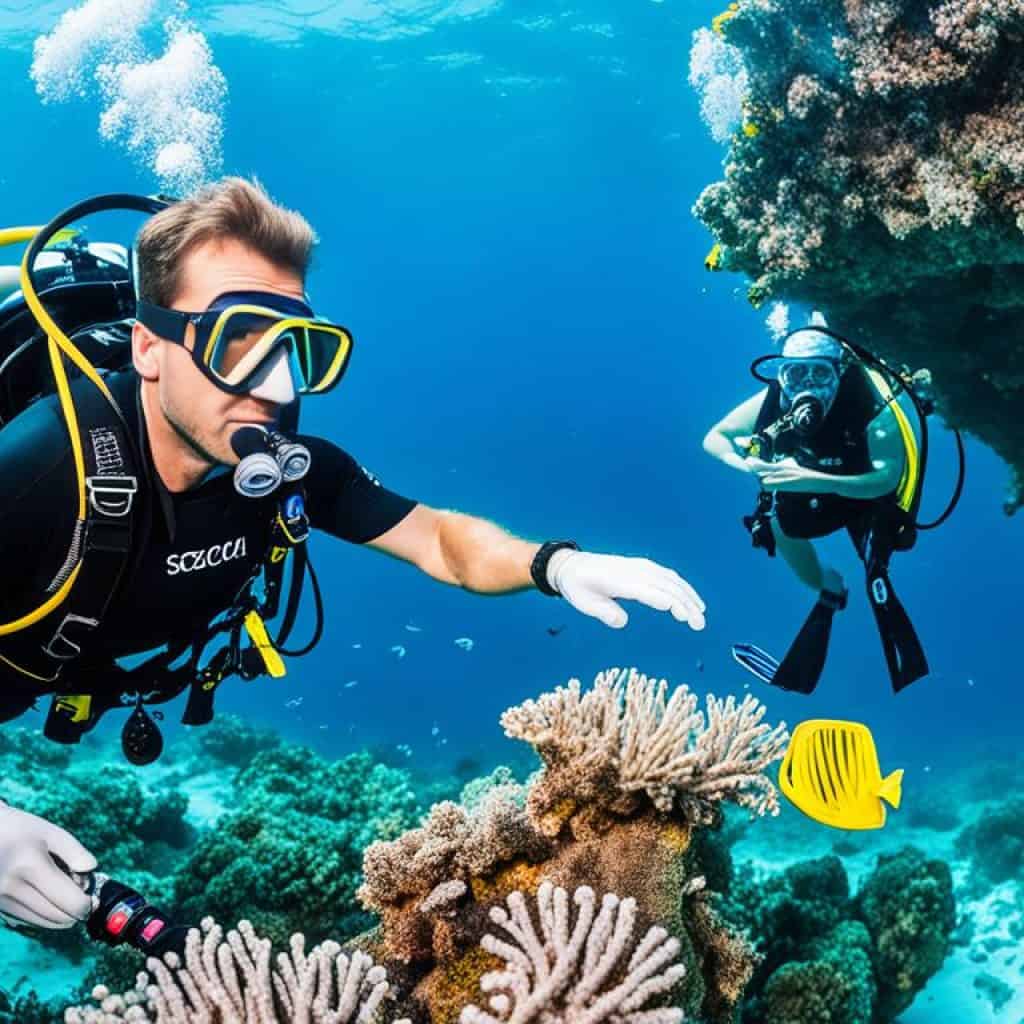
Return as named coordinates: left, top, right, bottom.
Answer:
left=173, top=746, right=420, bottom=948
left=499, top=667, right=789, bottom=832
left=353, top=668, right=783, bottom=1024
left=0, top=728, right=194, bottom=967
left=459, top=881, right=686, bottom=1024
left=855, top=846, right=957, bottom=1019
left=64, top=918, right=410, bottom=1024
left=193, top=713, right=282, bottom=766
left=954, top=796, right=1024, bottom=889
left=690, top=0, right=1024, bottom=508
left=67, top=668, right=779, bottom=1024
left=723, top=846, right=955, bottom=1022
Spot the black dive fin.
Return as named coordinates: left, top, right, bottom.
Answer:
left=866, top=568, right=928, bottom=692
left=770, top=588, right=847, bottom=695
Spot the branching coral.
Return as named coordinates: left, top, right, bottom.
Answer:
left=460, top=881, right=686, bottom=1024
left=690, top=0, right=1024, bottom=508
left=502, top=668, right=788, bottom=830
left=66, top=668, right=778, bottom=1024
left=63, top=918, right=410, bottom=1024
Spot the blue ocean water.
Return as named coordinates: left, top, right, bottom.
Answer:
left=0, top=0, right=1016, bottom=807
left=0, top=1, right=1019, bottom=1018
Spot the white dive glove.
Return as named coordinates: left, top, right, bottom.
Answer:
left=0, top=800, right=96, bottom=930
left=547, top=549, right=706, bottom=630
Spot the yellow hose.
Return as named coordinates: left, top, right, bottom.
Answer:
left=0, top=224, right=101, bottom=636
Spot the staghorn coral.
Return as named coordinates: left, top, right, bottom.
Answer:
left=690, top=0, right=1024, bottom=508
left=501, top=668, right=788, bottom=833
left=459, top=881, right=686, bottom=1024
left=63, top=917, right=410, bottom=1024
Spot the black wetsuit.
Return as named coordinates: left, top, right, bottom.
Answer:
left=755, top=366, right=891, bottom=539
left=0, top=369, right=417, bottom=722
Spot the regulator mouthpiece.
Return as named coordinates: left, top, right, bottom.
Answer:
left=231, top=425, right=282, bottom=498
left=269, top=433, right=311, bottom=483
left=791, top=394, right=825, bottom=435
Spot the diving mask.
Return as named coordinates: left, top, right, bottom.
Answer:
left=779, top=357, right=839, bottom=405
left=135, top=290, right=353, bottom=397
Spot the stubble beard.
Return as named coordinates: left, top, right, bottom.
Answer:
left=164, top=400, right=225, bottom=468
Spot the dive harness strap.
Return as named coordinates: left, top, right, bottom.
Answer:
left=0, top=373, right=139, bottom=682
left=40, top=379, right=141, bottom=740
left=180, top=482, right=312, bottom=728
left=44, top=483, right=314, bottom=744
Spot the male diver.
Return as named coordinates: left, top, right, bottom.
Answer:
left=703, top=311, right=950, bottom=697
left=0, top=180, right=706, bottom=936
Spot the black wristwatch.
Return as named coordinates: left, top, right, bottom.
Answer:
left=531, top=540, right=580, bottom=596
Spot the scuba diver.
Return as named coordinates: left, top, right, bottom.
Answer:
left=703, top=311, right=963, bottom=697
left=0, top=180, right=706, bottom=935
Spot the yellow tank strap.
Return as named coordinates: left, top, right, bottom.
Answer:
left=867, top=368, right=919, bottom=512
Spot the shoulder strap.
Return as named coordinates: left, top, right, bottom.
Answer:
left=0, top=378, right=143, bottom=683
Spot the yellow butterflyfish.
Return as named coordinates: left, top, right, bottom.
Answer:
left=779, top=720, right=903, bottom=830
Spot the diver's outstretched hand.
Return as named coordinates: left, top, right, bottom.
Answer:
left=545, top=550, right=705, bottom=631
left=0, top=801, right=96, bottom=930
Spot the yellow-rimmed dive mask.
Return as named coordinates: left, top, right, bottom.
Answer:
left=135, top=290, right=353, bottom=396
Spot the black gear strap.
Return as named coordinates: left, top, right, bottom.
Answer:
left=530, top=540, right=580, bottom=596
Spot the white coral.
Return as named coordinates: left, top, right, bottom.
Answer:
left=460, top=881, right=685, bottom=1024
left=63, top=918, right=409, bottom=1024
left=501, top=668, right=788, bottom=821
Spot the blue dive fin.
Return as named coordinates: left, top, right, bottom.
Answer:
left=731, top=643, right=780, bottom=685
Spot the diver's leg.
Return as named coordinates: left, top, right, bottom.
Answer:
left=767, top=520, right=846, bottom=694
left=770, top=519, right=845, bottom=595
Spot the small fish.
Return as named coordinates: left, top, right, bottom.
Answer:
left=546, top=625, right=566, bottom=637
left=319, top=724, right=328, bottom=730
left=696, top=658, right=705, bottom=673
left=967, top=678, right=975, bottom=688
left=352, top=643, right=362, bottom=649
left=431, top=724, right=440, bottom=737
left=780, top=719, right=902, bottom=831
left=405, top=624, right=423, bottom=633
left=285, top=697, right=303, bottom=709
left=344, top=680, right=359, bottom=689
left=391, top=645, right=407, bottom=658
left=454, top=637, right=474, bottom=651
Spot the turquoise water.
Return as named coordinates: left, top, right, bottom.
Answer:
left=0, top=2, right=1020, bottom=1021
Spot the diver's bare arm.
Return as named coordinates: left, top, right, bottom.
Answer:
left=702, top=389, right=767, bottom=473
left=368, top=504, right=540, bottom=592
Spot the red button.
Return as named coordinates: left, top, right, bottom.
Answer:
left=106, top=910, right=129, bottom=935
left=141, top=918, right=166, bottom=943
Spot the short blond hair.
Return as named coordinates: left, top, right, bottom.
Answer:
left=135, top=176, right=317, bottom=306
